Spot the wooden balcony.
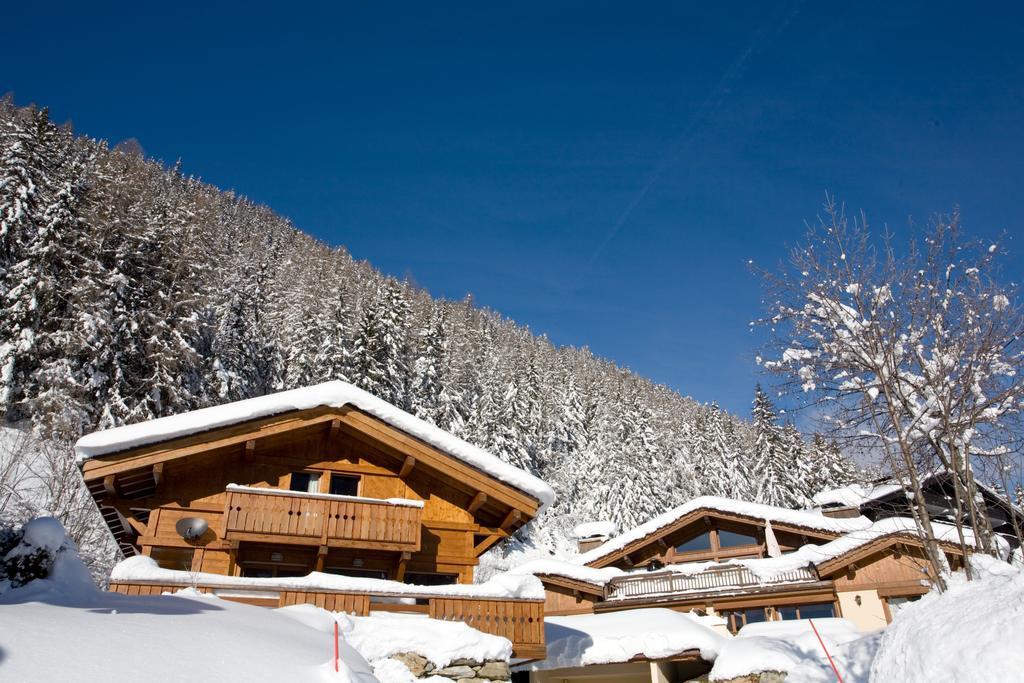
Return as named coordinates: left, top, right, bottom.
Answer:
left=605, top=565, right=821, bottom=602
left=221, top=486, right=422, bottom=552
left=109, top=581, right=546, bottom=660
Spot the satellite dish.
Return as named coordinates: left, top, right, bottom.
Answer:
left=175, top=517, right=209, bottom=541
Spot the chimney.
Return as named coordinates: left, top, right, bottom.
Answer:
left=572, top=520, right=618, bottom=554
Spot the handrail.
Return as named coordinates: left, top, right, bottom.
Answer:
left=604, top=565, right=819, bottom=601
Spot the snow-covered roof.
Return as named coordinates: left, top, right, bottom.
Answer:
left=577, top=496, right=873, bottom=567
left=507, top=558, right=626, bottom=588
left=571, top=520, right=618, bottom=540
left=226, top=483, right=425, bottom=508
left=74, top=380, right=555, bottom=508
left=111, top=556, right=545, bottom=600
left=279, top=606, right=513, bottom=671
left=520, top=608, right=728, bottom=671
left=661, top=517, right=973, bottom=583
left=811, top=483, right=905, bottom=508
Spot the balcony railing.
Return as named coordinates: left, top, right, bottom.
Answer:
left=222, top=485, right=422, bottom=552
left=605, top=565, right=820, bottom=602
left=109, top=581, right=546, bottom=659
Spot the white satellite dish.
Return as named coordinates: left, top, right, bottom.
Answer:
left=175, top=517, right=209, bottom=541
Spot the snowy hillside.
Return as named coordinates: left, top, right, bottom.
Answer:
left=0, top=100, right=855, bottom=569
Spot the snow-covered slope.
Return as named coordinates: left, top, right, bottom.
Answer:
left=74, top=380, right=554, bottom=508
left=0, top=519, right=377, bottom=682
left=870, top=554, right=1024, bottom=682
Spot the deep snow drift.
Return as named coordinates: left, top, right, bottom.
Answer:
left=870, top=554, right=1024, bottom=682
left=0, top=518, right=377, bottom=682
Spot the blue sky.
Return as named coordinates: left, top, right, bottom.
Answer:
left=6, top=2, right=1024, bottom=416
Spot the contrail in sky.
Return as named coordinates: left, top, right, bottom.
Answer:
left=588, top=2, right=803, bottom=265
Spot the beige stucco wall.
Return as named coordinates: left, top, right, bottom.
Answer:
left=837, top=589, right=889, bottom=632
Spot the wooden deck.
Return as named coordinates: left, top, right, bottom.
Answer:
left=221, top=487, right=422, bottom=552
left=109, top=581, right=546, bottom=660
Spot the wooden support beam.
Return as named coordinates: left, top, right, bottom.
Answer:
left=656, top=538, right=669, bottom=551
left=152, top=463, right=164, bottom=487
left=315, top=545, right=328, bottom=572
left=103, top=475, right=118, bottom=497
left=329, top=419, right=341, bottom=441
left=227, top=540, right=239, bottom=576
left=124, top=515, right=147, bottom=537
left=467, top=492, right=488, bottom=516
left=622, top=554, right=634, bottom=568
left=395, top=551, right=411, bottom=582
left=500, top=508, right=521, bottom=531
left=243, top=439, right=256, bottom=462
left=473, top=533, right=505, bottom=555
left=399, top=455, right=416, bottom=479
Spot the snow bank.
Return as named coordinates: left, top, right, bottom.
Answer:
left=870, top=554, right=1024, bottom=682
left=112, top=555, right=545, bottom=599
left=507, top=557, right=626, bottom=587
left=279, top=605, right=512, bottom=668
left=571, top=520, right=618, bottom=540
left=0, top=520, right=377, bottom=682
left=74, top=380, right=555, bottom=508
left=710, top=618, right=878, bottom=683
left=522, top=608, right=728, bottom=671
left=576, top=496, right=872, bottom=566
left=1, top=516, right=97, bottom=596
left=227, top=483, right=425, bottom=508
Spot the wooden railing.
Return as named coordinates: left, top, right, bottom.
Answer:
left=605, top=565, right=820, bottom=601
left=110, top=581, right=545, bottom=659
left=222, top=487, right=422, bottom=552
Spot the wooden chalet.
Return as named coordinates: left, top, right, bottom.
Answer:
left=76, top=381, right=553, bottom=659
left=524, top=497, right=966, bottom=636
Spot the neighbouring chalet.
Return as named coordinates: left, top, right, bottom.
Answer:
left=75, top=381, right=554, bottom=659
left=512, top=496, right=981, bottom=682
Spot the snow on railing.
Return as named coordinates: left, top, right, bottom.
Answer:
left=604, top=565, right=820, bottom=601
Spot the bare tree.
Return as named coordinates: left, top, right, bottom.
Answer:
left=756, top=197, right=1024, bottom=587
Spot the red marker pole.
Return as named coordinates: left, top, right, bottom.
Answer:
left=334, top=620, right=340, bottom=673
left=808, top=619, right=845, bottom=683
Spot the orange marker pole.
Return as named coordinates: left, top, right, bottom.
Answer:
left=808, top=619, right=845, bottom=683
left=334, top=620, right=340, bottom=673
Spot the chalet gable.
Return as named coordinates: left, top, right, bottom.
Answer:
left=580, top=497, right=873, bottom=569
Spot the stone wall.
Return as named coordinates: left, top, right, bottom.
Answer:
left=391, top=652, right=511, bottom=682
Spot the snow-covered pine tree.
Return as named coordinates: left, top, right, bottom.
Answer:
left=751, top=385, right=792, bottom=506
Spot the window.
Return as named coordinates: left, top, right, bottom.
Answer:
left=777, top=602, right=836, bottom=620
left=240, top=563, right=310, bottom=578
left=405, top=572, right=459, bottom=586
left=150, top=547, right=194, bottom=572
left=717, top=529, right=758, bottom=547
left=290, top=471, right=321, bottom=493
left=674, top=532, right=712, bottom=554
left=721, top=607, right=768, bottom=634
left=329, top=474, right=360, bottom=497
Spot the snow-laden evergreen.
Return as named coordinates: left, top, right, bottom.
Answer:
left=0, top=99, right=858, bottom=569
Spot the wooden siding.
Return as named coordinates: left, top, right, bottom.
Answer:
left=108, top=582, right=544, bottom=659
left=222, top=488, right=421, bottom=552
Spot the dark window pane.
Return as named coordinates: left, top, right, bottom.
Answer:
left=798, top=603, right=835, bottom=619
left=777, top=606, right=799, bottom=620
left=405, top=572, right=459, bottom=586
left=743, top=608, right=768, bottom=624
left=718, top=530, right=758, bottom=547
left=329, top=474, right=360, bottom=497
left=241, top=566, right=274, bottom=578
left=290, top=472, right=314, bottom=492
left=674, top=532, right=712, bottom=553
left=275, top=567, right=310, bottom=578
